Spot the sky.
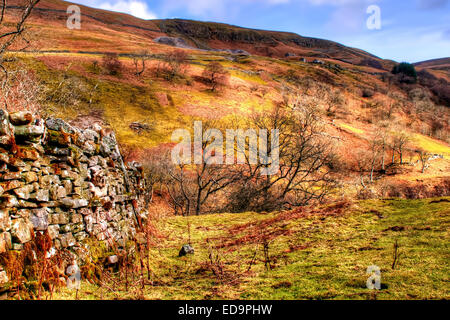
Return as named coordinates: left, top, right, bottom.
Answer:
left=73, top=0, right=450, bottom=63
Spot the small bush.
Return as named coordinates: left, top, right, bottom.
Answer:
left=392, top=62, right=417, bottom=83
left=102, top=53, right=122, bottom=76
left=87, top=60, right=101, bottom=74
left=158, top=50, right=189, bottom=81
left=362, top=88, right=374, bottom=98
left=392, top=62, right=417, bottom=78
left=201, top=62, right=230, bottom=92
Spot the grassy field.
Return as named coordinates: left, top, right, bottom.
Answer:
left=54, top=197, right=450, bottom=300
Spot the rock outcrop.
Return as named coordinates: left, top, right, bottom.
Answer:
left=0, top=110, right=147, bottom=259
left=153, top=36, right=195, bottom=49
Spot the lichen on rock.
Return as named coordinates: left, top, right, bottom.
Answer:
left=0, top=113, right=148, bottom=283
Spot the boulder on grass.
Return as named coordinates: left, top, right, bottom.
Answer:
left=178, top=244, right=194, bottom=257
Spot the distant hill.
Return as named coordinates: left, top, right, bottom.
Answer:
left=7, top=0, right=394, bottom=69
left=414, top=57, right=450, bottom=69
left=414, top=57, right=450, bottom=82
left=155, top=18, right=387, bottom=68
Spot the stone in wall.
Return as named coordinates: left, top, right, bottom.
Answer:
left=0, top=110, right=148, bottom=276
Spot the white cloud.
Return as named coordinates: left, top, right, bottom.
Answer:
left=326, top=4, right=365, bottom=32
left=75, top=0, right=157, bottom=20
left=319, top=0, right=380, bottom=33
left=99, top=1, right=157, bottom=19
left=76, top=0, right=374, bottom=22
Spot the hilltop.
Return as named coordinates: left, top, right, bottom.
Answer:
left=415, top=58, right=450, bottom=83
left=414, top=57, right=450, bottom=70
left=12, top=0, right=389, bottom=67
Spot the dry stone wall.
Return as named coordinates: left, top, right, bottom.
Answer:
left=0, top=110, right=147, bottom=283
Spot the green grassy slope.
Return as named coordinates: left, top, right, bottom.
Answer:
left=54, top=198, right=450, bottom=300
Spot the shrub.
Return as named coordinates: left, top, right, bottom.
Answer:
left=102, top=53, right=122, bottom=76
left=362, top=88, right=374, bottom=98
left=202, top=62, right=230, bottom=91
left=88, top=60, right=102, bottom=74
left=159, top=50, right=188, bottom=81
left=392, top=62, right=417, bottom=83
left=284, top=69, right=301, bottom=84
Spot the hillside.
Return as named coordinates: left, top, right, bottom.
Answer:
left=415, top=58, right=450, bottom=82
left=7, top=0, right=392, bottom=68
left=2, top=0, right=448, bottom=196
left=0, top=0, right=449, bottom=301
left=155, top=19, right=388, bottom=66
left=415, top=58, right=450, bottom=70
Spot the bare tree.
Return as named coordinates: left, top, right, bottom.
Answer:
left=160, top=50, right=188, bottom=81
left=355, top=148, right=371, bottom=189
left=166, top=121, right=240, bottom=216
left=326, top=89, right=345, bottom=117
left=166, top=162, right=237, bottom=216
left=166, top=163, right=195, bottom=216
left=102, top=53, right=122, bottom=76
left=132, top=50, right=150, bottom=77
left=140, top=151, right=171, bottom=206
left=1, top=0, right=41, bottom=109
left=228, top=92, right=336, bottom=212
left=416, top=148, right=430, bottom=173
left=358, top=132, right=385, bottom=184
left=151, top=88, right=336, bottom=214
left=377, top=122, right=390, bottom=172
left=368, top=134, right=382, bottom=183
left=386, top=91, right=402, bottom=119
left=202, top=62, right=229, bottom=92
left=0, top=0, right=40, bottom=61
left=391, top=132, right=410, bottom=164
left=42, top=64, right=89, bottom=114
